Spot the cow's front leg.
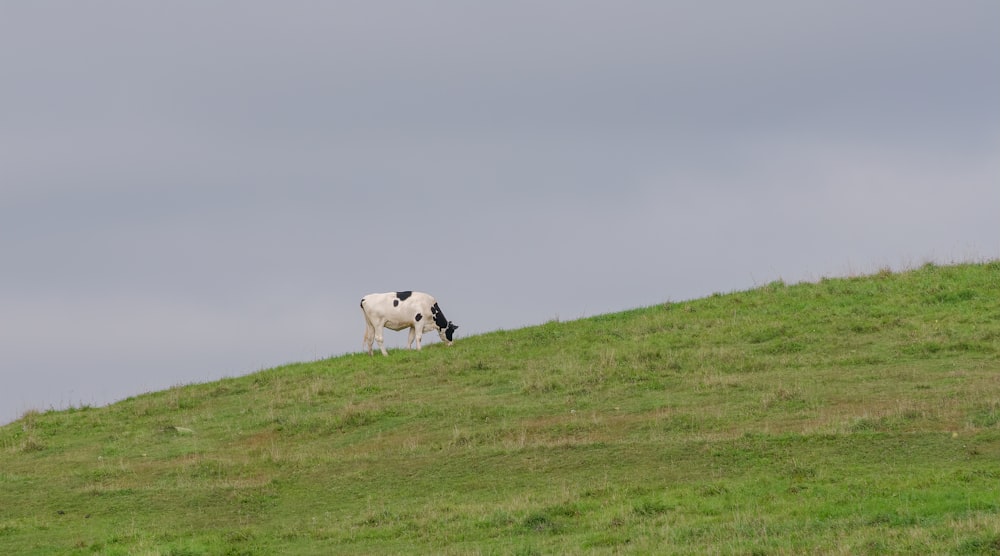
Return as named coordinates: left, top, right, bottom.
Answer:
left=413, top=326, right=423, bottom=351
left=407, top=326, right=417, bottom=350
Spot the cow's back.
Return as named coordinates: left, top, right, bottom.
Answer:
left=361, top=291, right=436, bottom=321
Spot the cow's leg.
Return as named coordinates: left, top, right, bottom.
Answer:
left=363, top=319, right=375, bottom=355
left=413, top=326, right=423, bottom=351
left=374, top=324, right=389, bottom=356
left=407, top=326, right=417, bottom=350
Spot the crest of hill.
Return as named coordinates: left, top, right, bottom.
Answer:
left=1, top=261, right=999, bottom=554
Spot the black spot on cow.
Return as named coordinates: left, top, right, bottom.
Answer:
left=393, top=299, right=399, bottom=307
left=396, top=291, right=413, bottom=302
left=415, top=313, right=422, bottom=322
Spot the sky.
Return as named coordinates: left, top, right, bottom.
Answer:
left=2, top=1, right=998, bottom=424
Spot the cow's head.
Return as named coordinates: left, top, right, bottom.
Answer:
left=430, top=302, right=458, bottom=345
left=439, top=321, right=459, bottom=345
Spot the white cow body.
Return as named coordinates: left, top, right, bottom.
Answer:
left=360, top=291, right=458, bottom=356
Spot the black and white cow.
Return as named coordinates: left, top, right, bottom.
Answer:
left=360, top=291, right=459, bottom=356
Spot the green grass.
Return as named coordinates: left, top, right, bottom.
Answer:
left=2, top=261, right=1000, bottom=554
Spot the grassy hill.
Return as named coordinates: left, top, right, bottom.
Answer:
left=2, top=262, right=999, bottom=554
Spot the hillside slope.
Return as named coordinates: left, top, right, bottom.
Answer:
left=2, top=262, right=999, bottom=554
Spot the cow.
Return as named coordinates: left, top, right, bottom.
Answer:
left=360, top=291, right=459, bottom=356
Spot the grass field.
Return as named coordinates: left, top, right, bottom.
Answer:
left=2, top=262, right=999, bottom=554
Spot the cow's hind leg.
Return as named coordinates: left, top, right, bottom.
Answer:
left=375, top=325, right=389, bottom=356
left=363, top=320, right=375, bottom=355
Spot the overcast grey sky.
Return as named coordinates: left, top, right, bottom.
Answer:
left=2, top=2, right=998, bottom=424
